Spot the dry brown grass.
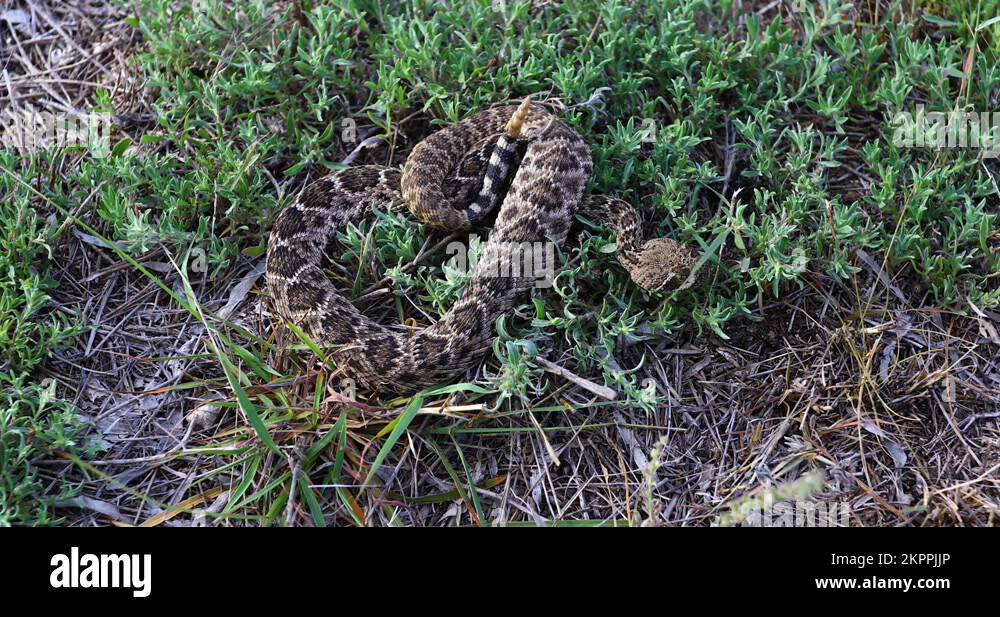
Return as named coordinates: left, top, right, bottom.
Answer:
left=45, top=239, right=1000, bottom=526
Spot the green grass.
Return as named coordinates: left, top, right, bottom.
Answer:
left=120, top=0, right=998, bottom=323
left=0, top=154, right=88, bottom=525
left=2, top=0, right=999, bottom=524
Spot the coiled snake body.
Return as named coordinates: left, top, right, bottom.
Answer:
left=267, top=101, right=695, bottom=394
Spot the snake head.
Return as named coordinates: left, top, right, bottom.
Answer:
left=626, top=238, right=697, bottom=293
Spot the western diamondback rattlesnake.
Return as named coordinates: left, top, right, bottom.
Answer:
left=266, top=100, right=696, bottom=394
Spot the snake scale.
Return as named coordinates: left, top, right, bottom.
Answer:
left=266, top=100, right=696, bottom=394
